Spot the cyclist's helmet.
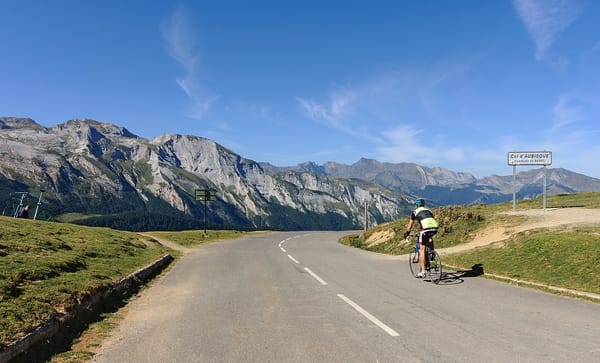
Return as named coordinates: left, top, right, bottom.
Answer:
left=414, top=198, right=425, bottom=207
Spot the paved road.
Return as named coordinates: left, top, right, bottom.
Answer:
left=93, top=232, right=600, bottom=362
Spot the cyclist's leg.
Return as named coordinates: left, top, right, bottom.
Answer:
left=427, top=234, right=434, bottom=250
left=422, top=230, right=437, bottom=270
left=423, top=229, right=437, bottom=248
left=418, top=230, right=426, bottom=273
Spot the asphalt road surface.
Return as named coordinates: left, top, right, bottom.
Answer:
left=93, top=232, right=600, bottom=362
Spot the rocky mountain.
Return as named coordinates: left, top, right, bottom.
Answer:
left=261, top=158, right=600, bottom=205
left=263, top=159, right=477, bottom=190
left=3, top=117, right=599, bottom=231
left=0, top=117, right=411, bottom=231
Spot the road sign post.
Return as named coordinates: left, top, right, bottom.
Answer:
left=195, top=189, right=216, bottom=233
left=507, top=151, right=552, bottom=211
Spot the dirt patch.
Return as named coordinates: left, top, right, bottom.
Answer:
left=139, top=233, right=192, bottom=254
left=366, top=230, right=396, bottom=247
left=440, top=207, right=600, bottom=255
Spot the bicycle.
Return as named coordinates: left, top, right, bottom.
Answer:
left=407, top=234, right=442, bottom=284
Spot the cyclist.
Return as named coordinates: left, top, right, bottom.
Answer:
left=403, top=198, right=439, bottom=278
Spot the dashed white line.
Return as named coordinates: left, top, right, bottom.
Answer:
left=304, top=267, right=328, bottom=285
left=280, top=235, right=398, bottom=337
left=287, top=254, right=300, bottom=264
left=337, top=294, right=399, bottom=337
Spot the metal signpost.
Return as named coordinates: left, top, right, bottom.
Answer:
left=195, top=188, right=216, bottom=233
left=507, top=151, right=552, bottom=211
left=33, top=189, right=45, bottom=221
left=11, top=192, right=28, bottom=218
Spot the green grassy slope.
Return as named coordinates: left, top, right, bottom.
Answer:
left=0, top=217, right=175, bottom=349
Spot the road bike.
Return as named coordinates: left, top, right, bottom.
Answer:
left=407, top=234, right=442, bottom=284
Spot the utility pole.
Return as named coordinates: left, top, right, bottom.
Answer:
left=364, top=201, right=368, bottom=233
left=203, top=193, right=208, bottom=233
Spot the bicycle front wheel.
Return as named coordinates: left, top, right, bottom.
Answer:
left=409, top=247, right=420, bottom=277
left=428, top=250, right=442, bottom=284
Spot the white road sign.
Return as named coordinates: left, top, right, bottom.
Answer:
left=507, top=151, right=552, bottom=166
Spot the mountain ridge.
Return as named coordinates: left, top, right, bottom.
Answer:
left=2, top=117, right=600, bottom=230
left=0, top=117, right=410, bottom=231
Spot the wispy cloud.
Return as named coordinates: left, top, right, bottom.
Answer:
left=579, top=41, right=600, bottom=66
left=296, top=65, right=476, bottom=167
left=513, top=0, right=581, bottom=60
left=259, top=107, right=277, bottom=124
left=296, top=58, right=478, bottom=137
left=296, top=89, right=365, bottom=138
left=376, top=125, right=466, bottom=166
left=296, top=72, right=431, bottom=145
left=551, top=94, right=583, bottom=132
left=545, top=94, right=600, bottom=163
left=162, top=6, right=219, bottom=120
left=377, top=125, right=436, bottom=164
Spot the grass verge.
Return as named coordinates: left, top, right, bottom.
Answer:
left=0, top=217, right=175, bottom=354
left=1, top=217, right=261, bottom=361
left=443, top=226, right=600, bottom=296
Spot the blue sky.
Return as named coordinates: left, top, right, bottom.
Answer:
left=2, top=0, right=600, bottom=178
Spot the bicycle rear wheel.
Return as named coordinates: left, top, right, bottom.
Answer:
left=428, top=250, right=442, bottom=284
left=408, top=247, right=420, bottom=277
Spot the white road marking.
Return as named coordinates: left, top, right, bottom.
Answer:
left=280, top=235, right=398, bottom=337
left=287, top=254, right=300, bottom=264
left=304, top=267, right=328, bottom=285
left=279, top=239, right=288, bottom=252
left=337, top=294, right=399, bottom=337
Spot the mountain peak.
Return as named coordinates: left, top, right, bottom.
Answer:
left=355, top=157, right=379, bottom=164
left=55, top=119, right=138, bottom=139
left=152, top=133, right=211, bottom=145
left=0, top=117, right=46, bottom=131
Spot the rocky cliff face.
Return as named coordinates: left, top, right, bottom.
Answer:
left=0, top=117, right=409, bottom=230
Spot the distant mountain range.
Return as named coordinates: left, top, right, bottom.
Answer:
left=261, top=159, right=600, bottom=205
left=2, top=117, right=599, bottom=231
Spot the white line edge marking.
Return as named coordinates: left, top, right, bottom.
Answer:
left=304, top=267, right=328, bottom=285
left=287, top=254, right=300, bottom=264
left=337, top=294, right=399, bottom=337
left=280, top=247, right=287, bottom=252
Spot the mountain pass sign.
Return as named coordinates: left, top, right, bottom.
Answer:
left=507, top=151, right=552, bottom=166
left=507, top=150, right=552, bottom=211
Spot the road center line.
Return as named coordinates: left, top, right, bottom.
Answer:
left=337, top=294, right=399, bottom=337
left=287, top=254, right=300, bottom=264
left=280, top=247, right=287, bottom=252
left=304, top=267, right=328, bottom=285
